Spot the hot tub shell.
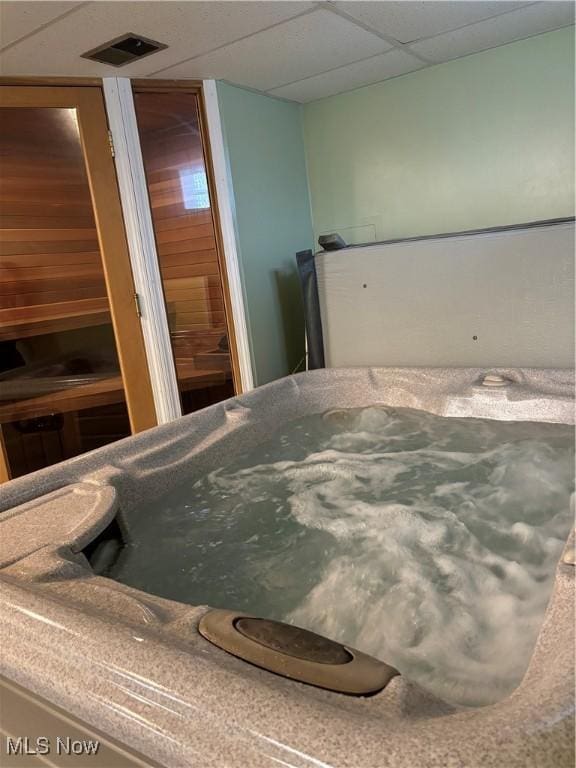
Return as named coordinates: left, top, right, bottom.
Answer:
left=0, top=367, right=574, bottom=768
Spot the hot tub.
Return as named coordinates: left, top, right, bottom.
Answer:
left=0, top=367, right=574, bottom=767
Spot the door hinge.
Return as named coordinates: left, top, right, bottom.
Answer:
left=107, top=130, right=115, bottom=158
left=133, top=292, right=142, bottom=318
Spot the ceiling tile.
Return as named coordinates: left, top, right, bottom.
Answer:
left=0, top=1, right=83, bottom=49
left=333, top=1, right=533, bottom=44
left=269, top=49, right=425, bottom=102
left=0, top=1, right=315, bottom=76
left=410, top=2, right=575, bottom=63
left=157, top=9, right=391, bottom=90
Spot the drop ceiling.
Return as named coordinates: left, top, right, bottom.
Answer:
left=0, top=1, right=573, bottom=102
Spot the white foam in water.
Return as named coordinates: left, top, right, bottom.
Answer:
left=110, top=406, right=574, bottom=707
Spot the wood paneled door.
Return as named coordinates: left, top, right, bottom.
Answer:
left=0, top=85, right=157, bottom=480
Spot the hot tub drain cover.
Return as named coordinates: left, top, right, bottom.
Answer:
left=198, top=609, right=398, bottom=695
left=235, top=617, right=352, bottom=664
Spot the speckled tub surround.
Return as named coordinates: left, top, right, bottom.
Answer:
left=0, top=368, right=574, bottom=768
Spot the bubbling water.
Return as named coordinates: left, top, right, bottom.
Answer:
left=109, top=406, right=574, bottom=707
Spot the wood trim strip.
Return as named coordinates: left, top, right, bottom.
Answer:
left=0, top=428, right=11, bottom=483
left=196, top=83, right=243, bottom=393
left=0, top=251, right=101, bottom=268
left=0, top=86, right=95, bottom=108
left=0, top=312, right=111, bottom=342
left=74, top=87, right=158, bottom=433
left=102, top=77, right=183, bottom=425
left=0, top=297, right=109, bottom=324
left=0, top=228, right=97, bottom=241
left=0, top=77, right=102, bottom=87
left=0, top=264, right=102, bottom=282
left=131, top=79, right=203, bottom=92
left=0, top=278, right=107, bottom=298
left=2, top=287, right=106, bottom=309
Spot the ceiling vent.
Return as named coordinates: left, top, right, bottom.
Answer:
left=82, top=34, right=167, bottom=67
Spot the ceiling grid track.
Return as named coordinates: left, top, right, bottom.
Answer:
left=0, top=1, right=573, bottom=101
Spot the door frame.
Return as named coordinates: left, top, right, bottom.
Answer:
left=0, top=85, right=158, bottom=446
left=201, top=79, right=254, bottom=393
left=102, top=77, right=182, bottom=425
left=103, top=78, right=253, bottom=419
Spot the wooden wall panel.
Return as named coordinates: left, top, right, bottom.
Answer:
left=135, top=91, right=230, bottom=365
left=0, top=107, right=110, bottom=339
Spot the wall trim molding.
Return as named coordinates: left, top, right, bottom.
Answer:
left=102, top=77, right=182, bottom=425
left=202, top=80, right=254, bottom=392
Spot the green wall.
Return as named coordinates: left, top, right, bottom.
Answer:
left=217, top=29, right=574, bottom=385
left=216, top=82, right=313, bottom=386
left=303, top=28, right=575, bottom=244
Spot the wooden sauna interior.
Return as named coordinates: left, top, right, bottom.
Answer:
left=0, top=88, right=235, bottom=480
left=0, top=105, right=133, bottom=478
